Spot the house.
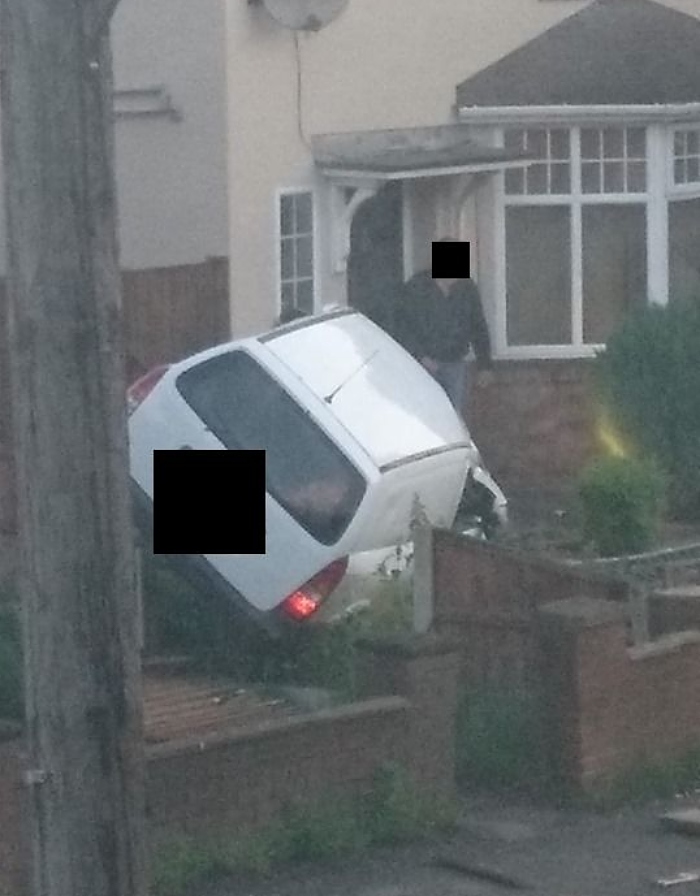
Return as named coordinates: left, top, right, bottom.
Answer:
left=0, top=0, right=228, bottom=275
left=225, top=0, right=700, bottom=484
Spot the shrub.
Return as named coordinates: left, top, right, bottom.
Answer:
left=455, top=685, right=548, bottom=793
left=595, top=300, right=700, bottom=519
left=577, top=455, right=665, bottom=556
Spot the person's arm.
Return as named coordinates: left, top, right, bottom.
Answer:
left=466, top=282, right=493, bottom=370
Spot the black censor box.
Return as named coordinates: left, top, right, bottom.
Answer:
left=431, top=239, right=471, bottom=279
left=153, top=449, right=265, bottom=554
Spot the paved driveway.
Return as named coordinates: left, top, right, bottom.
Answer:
left=208, top=793, right=700, bottom=896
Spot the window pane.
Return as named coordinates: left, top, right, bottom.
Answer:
left=296, top=279, right=314, bottom=313
left=280, top=238, right=294, bottom=279
left=603, top=128, right=623, bottom=159
left=296, top=235, right=313, bottom=278
left=280, top=195, right=294, bottom=235
left=688, top=157, right=700, bottom=183
left=626, top=161, right=646, bottom=193
left=687, top=131, right=700, bottom=155
left=674, top=132, right=685, bottom=156
left=581, top=128, right=600, bottom=160
left=550, top=129, right=570, bottom=160
left=675, top=158, right=686, bottom=184
left=582, top=161, right=601, bottom=193
left=526, top=163, right=547, bottom=194
left=504, top=129, right=525, bottom=151
left=550, top=163, right=570, bottom=194
left=176, top=351, right=366, bottom=545
left=505, top=168, right=524, bottom=194
left=506, top=206, right=572, bottom=345
left=526, top=129, right=547, bottom=159
left=295, top=192, right=313, bottom=234
left=582, top=205, right=646, bottom=344
left=627, top=127, right=646, bottom=159
left=603, top=161, right=624, bottom=193
left=281, top=282, right=294, bottom=311
left=669, top=198, right=700, bottom=303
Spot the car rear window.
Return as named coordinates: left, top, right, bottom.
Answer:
left=176, top=350, right=366, bottom=545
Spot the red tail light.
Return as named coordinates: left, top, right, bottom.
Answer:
left=127, top=365, right=170, bottom=414
left=280, top=557, right=349, bottom=621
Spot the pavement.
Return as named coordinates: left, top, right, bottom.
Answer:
left=209, top=792, right=700, bottom=896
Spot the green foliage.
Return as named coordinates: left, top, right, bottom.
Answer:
left=0, top=600, right=22, bottom=721
left=455, top=685, right=549, bottom=793
left=595, top=299, right=700, bottom=519
left=585, top=747, right=700, bottom=810
left=150, top=836, right=230, bottom=896
left=363, top=761, right=457, bottom=844
left=150, top=764, right=457, bottom=894
left=577, top=456, right=665, bottom=556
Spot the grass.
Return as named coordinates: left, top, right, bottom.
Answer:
left=150, top=763, right=458, bottom=896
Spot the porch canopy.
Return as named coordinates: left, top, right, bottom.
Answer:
left=312, top=124, right=530, bottom=181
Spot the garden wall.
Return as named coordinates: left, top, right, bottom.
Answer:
left=432, top=530, right=700, bottom=793
left=432, top=530, right=628, bottom=691
left=540, top=597, right=700, bottom=790
left=0, top=636, right=461, bottom=896
left=466, top=357, right=598, bottom=487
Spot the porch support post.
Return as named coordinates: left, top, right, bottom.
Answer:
left=647, top=124, right=669, bottom=306
left=328, top=183, right=379, bottom=273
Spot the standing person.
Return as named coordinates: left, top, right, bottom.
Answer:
left=395, top=237, right=493, bottom=413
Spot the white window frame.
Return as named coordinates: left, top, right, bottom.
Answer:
left=667, top=125, right=700, bottom=198
left=495, top=124, right=665, bottom=360
left=275, top=186, right=318, bottom=317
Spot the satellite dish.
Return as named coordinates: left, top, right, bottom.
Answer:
left=260, top=0, right=349, bottom=32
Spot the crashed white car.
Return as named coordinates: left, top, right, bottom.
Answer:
left=128, top=308, right=506, bottom=632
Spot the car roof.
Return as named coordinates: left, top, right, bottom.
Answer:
left=260, top=310, right=469, bottom=468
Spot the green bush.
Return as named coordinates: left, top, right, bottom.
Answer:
left=577, top=456, right=665, bottom=556
left=455, top=685, right=548, bottom=793
left=595, top=299, right=700, bottom=519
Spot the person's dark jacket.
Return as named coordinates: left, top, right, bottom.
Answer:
left=394, top=271, right=492, bottom=367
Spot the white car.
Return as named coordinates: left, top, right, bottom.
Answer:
left=128, top=309, right=505, bottom=633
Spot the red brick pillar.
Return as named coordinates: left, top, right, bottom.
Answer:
left=538, top=596, right=627, bottom=795
left=357, top=634, right=462, bottom=798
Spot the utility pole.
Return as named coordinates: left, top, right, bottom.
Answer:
left=0, top=0, right=146, bottom=893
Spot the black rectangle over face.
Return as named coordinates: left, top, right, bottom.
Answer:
left=152, top=449, right=265, bottom=554
left=431, top=240, right=471, bottom=279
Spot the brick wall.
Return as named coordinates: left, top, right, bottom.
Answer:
left=0, top=636, right=462, bottom=895
left=540, top=597, right=700, bottom=791
left=147, top=697, right=411, bottom=836
left=466, top=357, right=598, bottom=487
left=432, top=530, right=628, bottom=691
left=649, top=586, right=700, bottom=636
left=433, top=530, right=700, bottom=794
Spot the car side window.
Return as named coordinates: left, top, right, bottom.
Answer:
left=176, top=351, right=366, bottom=545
